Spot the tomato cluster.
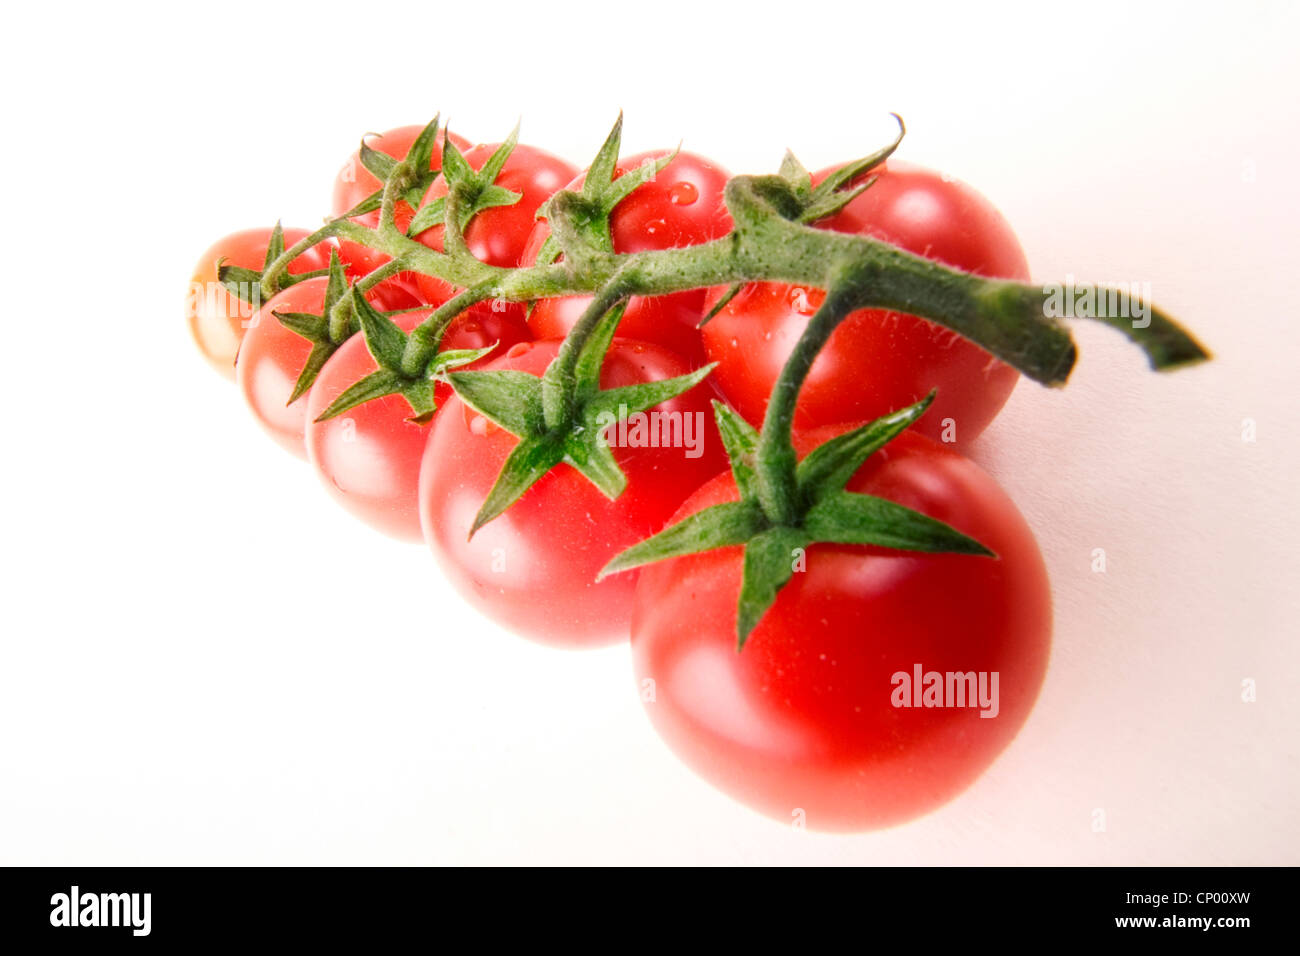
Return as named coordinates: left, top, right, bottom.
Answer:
left=187, top=121, right=1055, bottom=832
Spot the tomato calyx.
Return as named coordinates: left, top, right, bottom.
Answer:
left=405, top=129, right=524, bottom=241
left=265, top=251, right=359, bottom=403
left=446, top=296, right=715, bottom=535
left=601, top=393, right=991, bottom=647
left=528, top=113, right=679, bottom=269
left=698, top=114, right=907, bottom=327
left=603, top=278, right=1003, bottom=647
left=338, top=115, right=450, bottom=227
left=217, top=221, right=330, bottom=312
left=312, top=287, right=496, bottom=425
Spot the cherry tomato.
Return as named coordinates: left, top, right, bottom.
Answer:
left=410, top=142, right=577, bottom=307
left=235, top=277, right=411, bottom=458
left=187, top=228, right=332, bottom=378
left=521, top=151, right=731, bottom=364
left=631, top=426, right=1051, bottom=831
left=419, top=338, right=727, bottom=647
left=330, top=124, right=472, bottom=299
left=701, top=160, right=1030, bottom=446
left=305, top=305, right=530, bottom=542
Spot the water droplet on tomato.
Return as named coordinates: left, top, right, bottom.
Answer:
left=669, top=181, right=698, bottom=205
left=462, top=320, right=480, bottom=333
left=469, top=415, right=489, bottom=437
left=506, top=342, right=531, bottom=359
left=645, top=218, right=667, bottom=236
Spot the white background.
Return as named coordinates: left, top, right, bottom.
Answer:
left=0, top=0, right=1296, bottom=864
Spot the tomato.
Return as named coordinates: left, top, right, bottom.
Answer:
left=419, top=338, right=727, bottom=647
left=631, top=426, right=1051, bottom=831
left=236, top=277, right=416, bottom=458
left=701, top=160, right=1030, bottom=446
left=305, top=305, right=530, bottom=542
left=330, top=124, right=472, bottom=300
left=187, top=228, right=332, bottom=378
left=410, top=142, right=577, bottom=307
left=521, top=151, right=731, bottom=364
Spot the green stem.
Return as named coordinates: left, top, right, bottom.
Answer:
left=399, top=285, right=495, bottom=377
left=753, top=282, right=858, bottom=525
left=260, top=219, right=346, bottom=297
left=329, top=176, right=1206, bottom=390
left=540, top=279, right=632, bottom=429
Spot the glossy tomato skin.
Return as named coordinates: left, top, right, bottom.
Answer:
left=632, top=427, right=1051, bottom=831
left=235, top=277, right=336, bottom=458
left=411, top=142, right=577, bottom=306
left=188, top=228, right=332, bottom=379
left=330, top=125, right=472, bottom=296
left=419, top=338, right=727, bottom=648
left=305, top=305, right=530, bottom=543
left=522, top=151, right=732, bottom=364
left=702, top=160, right=1029, bottom=446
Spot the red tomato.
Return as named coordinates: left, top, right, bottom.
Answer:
left=330, top=125, right=472, bottom=297
left=235, top=277, right=412, bottom=458
left=410, top=142, right=577, bottom=307
left=305, top=305, right=530, bottom=542
left=631, top=427, right=1051, bottom=831
left=521, top=151, right=731, bottom=364
left=701, top=160, right=1029, bottom=446
left=419, top=338, right=727, bottom=647
left=187, top=228, right=332, bottom=378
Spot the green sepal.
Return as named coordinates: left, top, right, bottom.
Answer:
left=358, top=116, right=449, bottom=224
left=218, top=264, right=266, bottom=305
left=468, top=435, right=565, bottom=536
left=794, top=392, right=933, bottom=502
left=278, top=252, right=356, bottom=402
left=405, top=198, right=444, bottom=235
left=289, top=343, right=339, bottom=406
left=446, top=369, right=546, bottom=438
left=400, top=381, right=438, bottom=423
left=352, top=289, right=409, bottom=372
left=262, top=221, right=287, bottom=272
left=430, top=344, right=499, bottom=377
left=796, top=114, right=905, bottom=224
left=336, top=191, right=382, bottom=221
left=405, top=126, right=522, bottom=236
left=584, top=364, right=716, bottom=430
left=802, top=491, right=994, bottom=556
left=394, top=116, right=446, bottom=209
left=778, top=150, right=813, bottom=194
left=315, top=369, right=404, bottom=422
left=531, top=115, right=679, bottom=265
left=568, top=302, right=627, bottom=404
left=271, top=310, right=325, bottom=339
left=598, top=500, right=767, bottom=579
left=698, top=282, right=743, bottom=327
left=561, top=430, right=625, bottom=500
left=711, top=401, right=761, bottom=499
left=736, top=527, right=811, bottom=649
left=358, top=140, right=398, bottom=183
